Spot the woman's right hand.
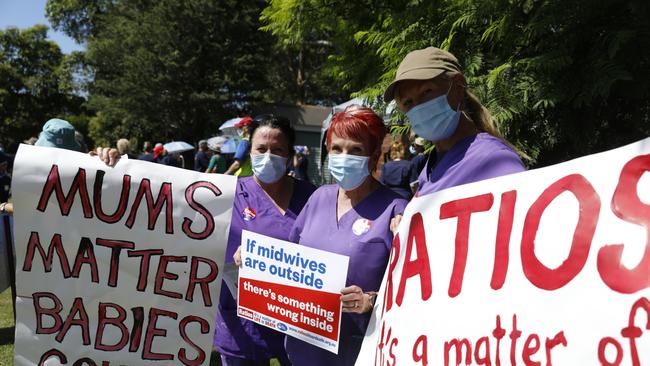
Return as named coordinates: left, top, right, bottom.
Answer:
left=89, top=147, right=121, bottom=166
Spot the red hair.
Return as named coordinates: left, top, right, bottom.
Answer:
left=326, top=105, right=386, bottom=157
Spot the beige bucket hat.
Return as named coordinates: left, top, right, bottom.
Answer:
left=384, top=47, right=462, bottom=102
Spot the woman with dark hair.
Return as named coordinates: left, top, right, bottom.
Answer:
left=384, top=47, right=525, bottom=197
left=94, top=114, right=317, bottom=366
left=213, top=114, right=317, bottom=365
left=283, top=105, right=408, bottom=365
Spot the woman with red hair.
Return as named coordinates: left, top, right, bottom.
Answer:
left=284, top=105, right=408, bottom=365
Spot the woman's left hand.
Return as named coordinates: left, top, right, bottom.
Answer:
left=341, top=285, right=376, bottom=314
left=390, top=214, right=402, bottom=235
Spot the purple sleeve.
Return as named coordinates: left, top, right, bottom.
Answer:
left=476, top=148, right=525, bottom=181
left=393, top=197, right=408, bottom=216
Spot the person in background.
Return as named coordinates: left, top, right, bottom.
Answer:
left=2, top=118, right=83, bottom=215
left=408, top=137, right=428, bottom=193
left=283, top=105, right=408, bottom=366
left=217, top=114, right=317, bottom=365
left=116, top=138, right=137, bottom=159
left=206, top=137, right=227, bottom=174
left=153, top=144, right=165, bottom=163
left=287, top=146, right=310, bottom=182
left=23, top=137, right=38, bottom=145
left=0, top=153, right=10, bottom=204
left=225, top=116, right=254, bottom=176
left=384, top=46, right=525, bottom=197
left=34, top=118, right=81, bottom=151
left=380, top=141, right=413, bottom=199
left=162, top=152, right=183, bottom=168
left=75, top=131, right=89, bottom=153
left=194, top=139, right=210, bottom=172
left=138, top=141, right=155, bottom=162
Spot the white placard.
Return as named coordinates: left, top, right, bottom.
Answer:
left=238, top=230, right=349, bottom=354
left=357, top=137, right=650, bottom=365
left=11, top=144, right=236, bottom=366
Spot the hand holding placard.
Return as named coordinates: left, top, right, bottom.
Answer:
left=238, top=230, right=349, bottom=353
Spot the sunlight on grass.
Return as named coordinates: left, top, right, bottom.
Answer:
left=0, top=288, right=15, bottom=365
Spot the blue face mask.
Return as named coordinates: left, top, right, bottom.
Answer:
left=406, top=83, right=461, bottom=141
left=328, top=154, right=369, bottom=191
left=251, top=152, right=287, bottom=184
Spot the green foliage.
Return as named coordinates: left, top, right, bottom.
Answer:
left=46, top=0, right=113, bottom=43
left=261, top=0, right=349, bottom=103
left=0, top=25, right=85, bottom=149
left=262, top=0, right=650, bottom=167
left=46, top=0, right=345, bottom=146
left=49, top=0, right=273, bottom=144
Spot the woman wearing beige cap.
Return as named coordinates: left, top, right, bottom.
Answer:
left=384, top=47, right=525, bottom=197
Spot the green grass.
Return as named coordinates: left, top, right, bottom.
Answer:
left=0, top=288, right=14, bottom=365
left=0, top=289, right=281, bottom=366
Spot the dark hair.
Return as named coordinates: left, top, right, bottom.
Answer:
left=143, top=141, right=152, bottom=153
left=250, top=114, right=296, bottom=156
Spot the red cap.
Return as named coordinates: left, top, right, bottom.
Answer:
left=153, top=145, right=164, bottom=159
left=234, top=116, right=253, bottom=128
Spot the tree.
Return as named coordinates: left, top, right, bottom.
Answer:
left=262, top=0, right=650, bottom=166
left=47, top=0, right=346, bottom=146
left=0, top=25, right=85, bottom=149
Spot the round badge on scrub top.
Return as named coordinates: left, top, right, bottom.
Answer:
left=241, top=207, right=257, bottom=222
left=352, top=218, right=372, bottom=236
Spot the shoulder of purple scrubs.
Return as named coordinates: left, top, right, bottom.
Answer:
left=288, top=184, right=336, bottom=243
left=374, top=183, right=408, bottom=216
left=417, top=132, right=525, bottom=196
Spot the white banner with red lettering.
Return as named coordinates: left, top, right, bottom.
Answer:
left=238, top=230, right=349, bottom=354
left=357, top=138, right=650, bottom=365
left=11, top=144, right=236, bottom=366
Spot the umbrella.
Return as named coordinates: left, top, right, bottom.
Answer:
left=219, top=117, right=243, bottom=130
left=163, top=141, right=194, bottom=154
left=207, top=136, right=238, bottom=154
left=219, top=117, right=247, bottom=137
left=221, top=139, right=237, bottom=154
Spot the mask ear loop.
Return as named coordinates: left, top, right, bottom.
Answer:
left=457, top=82, right=473, bottom=122
left=446, top=79, right=466, bottom=114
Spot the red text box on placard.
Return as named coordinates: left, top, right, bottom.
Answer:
left=238, top=277, right=341, bottom=341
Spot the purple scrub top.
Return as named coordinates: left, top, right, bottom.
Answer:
left=417, top=132, right=525, bottom=196
left=213, top=176, right=316, bottom=360
left=285, top=184, right=407, bottom=366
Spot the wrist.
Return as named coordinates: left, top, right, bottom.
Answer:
left=364, top=292, right=378, bottom=312
left=0, top=202, right=6, bottom=214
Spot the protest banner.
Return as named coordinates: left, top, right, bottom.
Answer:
left=11, top=145, right=236, bottom=366
left=357, top=138, right=650, bottom=365
left=238, top=230, right=349, bottom=354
